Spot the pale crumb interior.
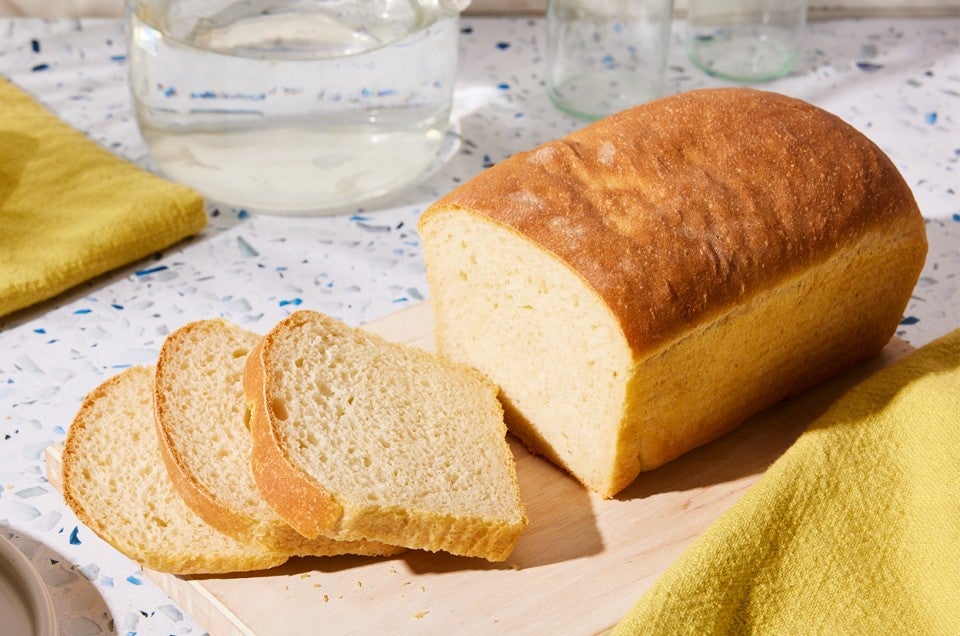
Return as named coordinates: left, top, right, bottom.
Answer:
left=420, top=210, right=632, bottom=493
left=63, top=367, right=269, bottom=564
left=160, top=321, right=274, bottom=517
left=267, top=315, right=521, bottom=522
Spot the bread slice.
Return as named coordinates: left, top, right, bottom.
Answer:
left=154, top=318, right=402, bottom=558
left=244, top=310, right=526, bottom=562
left=61, top=366, right=286, bottom=574
left=418, top=87, right=928, bottom=498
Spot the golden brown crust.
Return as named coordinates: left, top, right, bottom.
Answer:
left=243, top=330, right=345, bottom=539
left=420, top=88, right=925, bottom=355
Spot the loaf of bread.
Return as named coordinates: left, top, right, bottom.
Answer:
left=154, top=319, right=402, bottom=558
left=61, top=366, right=287, bottom=574
left=244, top=310, right=527, bottom=561
left=418, top=88, right=927, bottom=498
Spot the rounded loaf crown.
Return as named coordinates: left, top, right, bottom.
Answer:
left=421, top=88, right=924, bottom=354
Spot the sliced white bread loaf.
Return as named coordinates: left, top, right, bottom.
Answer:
left=154, top=318, right=402, bottom=558
left=418, top=87, right=928, bottom=498
left=244, top=310, right=526, bottom=562
left=61, top=366, right=286, bottom=574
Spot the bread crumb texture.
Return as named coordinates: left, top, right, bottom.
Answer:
left=253, top=310, right=526, bottom=561
left=155, top=318, right=402, bottom=557
left=61, top=366, right=286, bottom=574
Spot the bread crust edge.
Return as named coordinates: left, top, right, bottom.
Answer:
left=244, top=330, right=345, bottom=539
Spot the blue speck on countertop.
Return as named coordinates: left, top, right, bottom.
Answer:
left=69, top=526, right=81, bottom=544
left=236, top=235, right=259, bottom=257
left=135, top=265, right=168, bottom=276
left=279, top=298, right=302, bottom=307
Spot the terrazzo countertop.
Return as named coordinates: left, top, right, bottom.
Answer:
left=1, top=13, right=958, bottom=636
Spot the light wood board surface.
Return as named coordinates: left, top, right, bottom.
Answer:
left=44, top=302, right=915, bottom=635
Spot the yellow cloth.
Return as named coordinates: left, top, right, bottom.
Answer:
left=0, top=77, right=206, bottom=317
left=615, top=330, right=960, bottom=635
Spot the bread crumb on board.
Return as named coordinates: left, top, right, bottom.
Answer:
left=414, top=611, right=429, bottom=619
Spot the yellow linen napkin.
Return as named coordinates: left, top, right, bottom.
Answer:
left=615, top=330, right=960, bottom=635
left=0, top=77, right=206, bottom=317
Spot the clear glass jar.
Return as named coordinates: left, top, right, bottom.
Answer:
left=546, top=0, right=675, bottom=121
left=126, top=0, right=467, bottom=215
left=686, top=0, right=807, bottom=82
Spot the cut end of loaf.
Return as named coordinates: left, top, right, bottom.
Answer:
left=419, top=208, right=632, bottom=496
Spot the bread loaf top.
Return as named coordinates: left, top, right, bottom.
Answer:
left=421, top=88, right=924, bottom=354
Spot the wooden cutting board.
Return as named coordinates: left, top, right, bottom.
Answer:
left=44, top=302, right=914, bottom=635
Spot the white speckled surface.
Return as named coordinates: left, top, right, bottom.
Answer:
left=0, top=14, right=957, bottom=636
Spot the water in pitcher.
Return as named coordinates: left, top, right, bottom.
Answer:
left=127, top=1, right=460, bottom=214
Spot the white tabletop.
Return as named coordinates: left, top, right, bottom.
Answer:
left=1, top=13, right=957, bottom=636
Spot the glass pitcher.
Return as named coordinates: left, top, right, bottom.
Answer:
left=126, top=0, right=470, bottom=215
